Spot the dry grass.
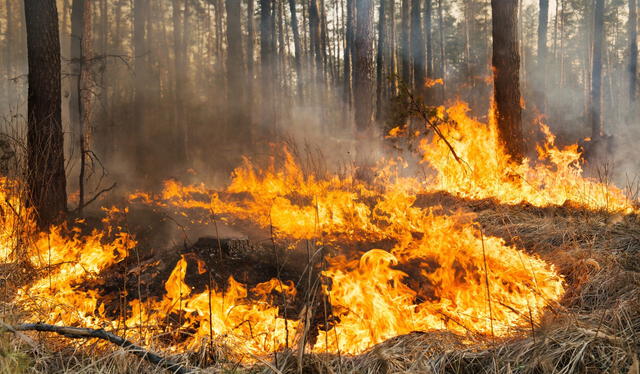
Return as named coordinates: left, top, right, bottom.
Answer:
left=1, top=184, right=640, bottom=373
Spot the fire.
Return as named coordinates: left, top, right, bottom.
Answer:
left=421, top=101, right=634, bottom=212
left=10, top=99, right=637, bottom=360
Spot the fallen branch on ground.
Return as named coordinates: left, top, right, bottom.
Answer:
left=1, top=322, right=195, bottom=374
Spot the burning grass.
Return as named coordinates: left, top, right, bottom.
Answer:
left=1, top=102, right=639, bottom=372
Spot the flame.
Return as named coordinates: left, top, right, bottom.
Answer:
left=10, top=99, right=637, bottom=360
left=421, top=101, right=634, bottom=212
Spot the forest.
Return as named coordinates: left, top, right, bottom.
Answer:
left=0, top=0, right=639, bottom=373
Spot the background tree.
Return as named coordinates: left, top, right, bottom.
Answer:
left=23, top=0, right=68, bottom=226
left=491, top=0, right=525, bottom=160
left=590, top=0, right=605, bottom=139
left=629, top=0, right=638, bottom=103
left=353, top=0, right=375, bottom=134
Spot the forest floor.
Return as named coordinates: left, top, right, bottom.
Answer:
left=1, top=192, right=640, bottom=374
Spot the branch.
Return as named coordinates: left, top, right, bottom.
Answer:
left=3, top=323, right=195, bottom=374
left=397, top=79, right=465, bottom=165
left=72, top=182, right=117, bottom=213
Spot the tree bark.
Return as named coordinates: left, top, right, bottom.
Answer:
left=226, top=0, right=249, bottom=143
left=537, top=0, right=549, bottom=112
left=353, top=0, right=375, bottom=133
left=437, top=0, right=446, bottom=101
left=491, top=0, right=525, bottom=161
left=425, top=0, right=433, bottom=79
left=401, top=0, right=411, bottom=85
left=343, top=0, right=354, bottom=106
left=288, top=0, right=304, bottom=100
left=24, top=0, right=68, bottom=226
left=629, top=0, right=638, bottom=103
left=376, top=0, right=387, bottom=120
left=133, top=0, right=148, bottom=172
left=260, top=0, right=276, bottom=132
left=590, top=0, right=605, bottom=139
left=411, top=0, right=426, bottom=95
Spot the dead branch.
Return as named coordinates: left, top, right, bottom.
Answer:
left=72, top=182, right=117, bottom=213
left=3, top=323, right=195, bottom=374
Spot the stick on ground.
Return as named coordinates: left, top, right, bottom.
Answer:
left=2, top=323, right=195, bottom=374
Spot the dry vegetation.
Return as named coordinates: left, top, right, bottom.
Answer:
left=1, top=190, right=639, bottom=374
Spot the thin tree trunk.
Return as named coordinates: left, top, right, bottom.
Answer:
left=401, top=0, right=411, bottom=85
left=4, top=0, right=12, bottom=109
left=491, top=0, right=525, bottom=161
left=226, top=0, right=249, bottom=144
left=24, top=0, right=68, bottom=226
left=247, top=0, right=256, bottom=126
left=590, top=0, right=605, bottom=139
left=388, top=0, right=397, bottom=97
left=537, top=0, right=549, bottom=112
left=133, top=0, right=148, bottom=172
left=629, top=0, right=638, bottom=103
left=288, top=0, right=304, bottom=100
left=376, top=0, right=387, bottom=120
left=411, top=0, right=426, bottom=96
left=353, top=0, right=374, bottom=133
left=437, top=0, right=446, bottom=101
left=77, top=0, right=92, bottom=215
left=260, top=0, right=276, bottom=132
left=425, top=0, right=433, bottom=79
left=344, top=0, right=354, bottom=107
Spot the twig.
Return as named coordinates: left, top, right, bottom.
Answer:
left=72, top=182, right=117, bottom=213
left=3, top=323, right=195, bottom=374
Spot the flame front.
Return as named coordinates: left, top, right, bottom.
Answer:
left=11, top=101, right=636, bottom=359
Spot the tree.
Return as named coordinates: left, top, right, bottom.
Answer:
left=344, top=0, right=355, bottom=106
left=425, top=0, right=433, bottom=79
left=353, top=0, right=375, bottom=133
left=401, top=0, right=411, bottom=85
left=491, top=0, right=525, bottom=160
left=376, top=0, right=387, bottom=120
left=133, top=0, right=148, bottom=172
left=537, top=0, right=549, bottom=111
left=411, top=0, right=426, bottom=95
left=225, top=0, right=249, bottom=143
left=288, top=0, right=303, bottom=100
left=629, top=0, right=638, bottom=103
left=590, top=0, right=605, bottom=139
left=23, top=0, right=68, bottom=226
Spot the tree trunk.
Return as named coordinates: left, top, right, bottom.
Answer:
left=376, top=0, right=387, bottom=120
left=69, top=0, right=86, bottom=150
left=172, top=0, right=188, bottom=164
left=353, top=0, right=375, bottom=133
left=309, top=0, right=324, bottom=85
left=491, top=0, right=525, bottom=161
left=23, top=0, right=68, bottom=226
left=288, top=0, right=304, bottom=100
left=425, top=0, right=433, bottom=79
left=401, top=0, right=411, bottom=85
left=537, top=0, right=549, bottom=112
left=4, top=0, right=12, bottom=109
left=344, top=0, right=354, bottom=106
left=260, top=0, right=276, bottom=132
left=133, top=0, right=148, bottom=172
left=590, top=0, right=605, bottom=139
left=247, top=0, right=256, bottom=124
left=411, top=0, right=426, bottom=96
left=629, top=0, right=638, bottom=103
left=226, top=0, right=249, bottom=144
left=77, top=0, right=92, bottom=216
left=437, top=0, right=446, bottom=101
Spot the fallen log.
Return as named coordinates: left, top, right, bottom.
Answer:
left=2, top=322, right=195, bottom=374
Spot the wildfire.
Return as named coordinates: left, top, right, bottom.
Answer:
left=8, top=100, right=636, bottom=360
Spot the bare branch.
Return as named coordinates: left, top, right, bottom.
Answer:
left=3, top=323, right=195, bottom=374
